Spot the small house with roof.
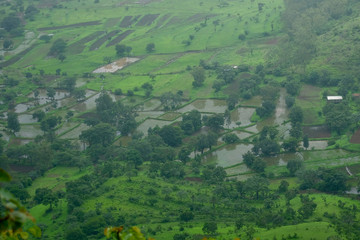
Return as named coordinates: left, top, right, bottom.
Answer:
left=326, top=96, right=343, bottom=103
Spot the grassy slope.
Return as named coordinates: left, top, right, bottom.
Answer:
left=1, top=0, right=359, bottom=239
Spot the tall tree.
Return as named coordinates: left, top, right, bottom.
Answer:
left=7, top=112, right=20, bottom=133
left=191, top=67, right=206, bottom=87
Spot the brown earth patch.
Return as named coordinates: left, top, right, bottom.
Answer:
left=9, top=164, right=35, bottom=173
left=106, top=30, right=135, bottom=47
left=37, top=21, right=101, bottom=31
left=68, top=31, right=105, bottom=54
left=136, top=14, right=160, bottom=26
left=350, top=128, right=360, bottom=144
left=89, top=30, right=120, bottom=51
left=185, top=177, right=202, bottom=182
left=302, top=125, right=331, bottom=139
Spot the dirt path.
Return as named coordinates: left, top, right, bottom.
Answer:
left=346, top=166, right=353, bottom=176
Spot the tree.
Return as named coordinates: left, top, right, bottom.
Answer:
left=160, top=161, right=185, bottom=179
left=222, top=133, right=240, bottom=144
left=0, top=169, right=41, bottom=239
left=287, top=158, right=303, bottom=176
left=256, top=100, right=276, bottom=118
left=282, top=137, right=299, bottom=152
left=32, top=110, right=46, bottom=122
left=116, top=44, right=127, bottom=57
left=298, top=195, right=317, bottom=219
left=303, top=135, right=309, bottom=150
left=323, top=102, right=352, bottom=134
left=278, top=180, right=289, bottom=193
left=65, top=227, right=87, bottom=240
left=58, top=53, right=66, bottom=62
left=40, top=116, right=61, bottom=132
left=146, top=43, right=155, bottom=53
left=159, top=125, right=183, bottom=147
left=73, top=88, right=86, bottom=101
left=181, top=110, right=202, bottom=134
left=244, top=175, right=269, bottom=200
left=191, top=67, right=206, bottom=87
left=160, top=92, right=182, bottom=110
left=49, top=38, right=67, bottom=57
left=205, top=114, right=224, bottom=131
left=179, top=211, right=194, bottom=222
left=80, top=123, right=116, bottom=147
left=3, top=39, right=13, bottom=49
left=34, top=188, right=59, bottom=210
left=47, top=87, right=56, bottom=100
left=7, top=112, right=20, bottom=133
left=289, top=106, right=303, bottom=125
left=1, top=16, right=21, bottom=32
left=202, top=222, right=217, bottom=235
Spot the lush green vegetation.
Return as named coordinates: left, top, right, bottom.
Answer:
left=2, top=0, right=360, bottom=239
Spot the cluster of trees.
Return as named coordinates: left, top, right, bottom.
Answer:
left=49, top=38, right=67, bottom=61
left=275, top=0, right=351, bottom=68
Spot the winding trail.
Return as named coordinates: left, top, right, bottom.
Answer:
left=346, top=166, right=353, bottom=176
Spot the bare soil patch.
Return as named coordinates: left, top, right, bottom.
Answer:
left=302, top=125, right=331, bottom=139
left=0, top=44, right=38, bottom=68
left=68, top=31, right=105, bottom=54
left=93, top=57, right=140, bottom=73
left=37, top=21, right=101, bottom=31
left=120, top=16, right=133, bottom=28
left=136, top=14, right=160, bottom=26
left=350, top=128, right=360, bottom=144
left=185, top=177, right=202, bottom=182
left=9, top=164, right=35, bottom=173
left=89, top=30, right=120, bottom=51
left=106, top=30, right=134, bottom=47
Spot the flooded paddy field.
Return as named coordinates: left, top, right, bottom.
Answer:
left=158, top=112, right=182, bottom=121
left=263, top=149, right=352, bottom=167
left=140, top=98, right=162, bottom=111
left=303, top=125, right=331, bottom=139
left=135, top=111, right=164, bottom=122
left=177, top=99, right=227, bottom=114
left=56, top=122, right=81, bottom=136
left=226, top=107, right=255, bottom=128
left=137, top=119, right=177, bottom=136
left=233, top=130, right=253, bottom=140
left=203, top=144, right=254, bottom=168
left=18, top=114, right=38, bottom=124
left=17, top=125, right=43, bottom=138
left=59, top=124, right=90, bottom=139
left=307, top=140, right=328, bottom=150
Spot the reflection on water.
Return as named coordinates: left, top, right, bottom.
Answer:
left=18, top=114, right=37, bottom=124
left=140, top=99, right=162, bottom=111
left=71, top=93, right=100, bottom=112
left=17, top=125, right=43, bottom=138
left=15, top=103, right=34, bottom=113
left=264, top=152, right=303, bottom=166
left=308, top=141, right=328, bottom=150
left=263, top=149, right=350, bottom=166
left=204, top=144, right=254, bottom=168
left=178, top=99, right=227, bottom=113
left=226, top=108, right=255, bottom=128
left=137, top=119, right=177, bottom=136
